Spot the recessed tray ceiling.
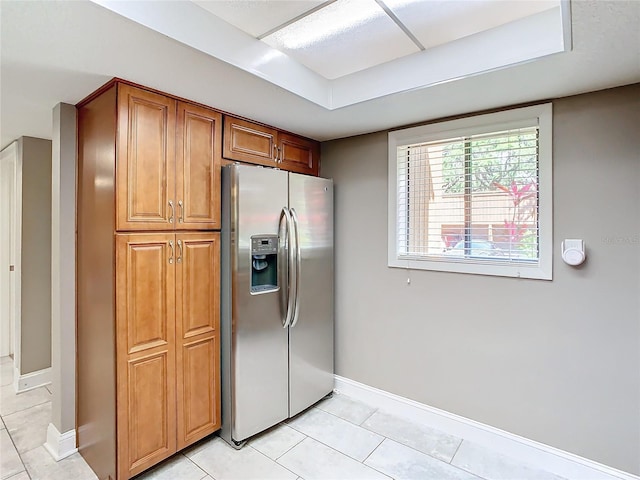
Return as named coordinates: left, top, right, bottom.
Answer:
left=92, top=0, right=570, bottom=109
left=260, top=0, right=420, bottom=80
left=193, top=0, right=328, bottom=38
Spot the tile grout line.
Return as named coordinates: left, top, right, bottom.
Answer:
left=1, top=399, right=53, bottom=466
left=454, top=462, right=489, bottom=480
left=357, top=406, right=379, bottom=426
left=1, top=402, right=51, bottom=419
left=360, top=423, right=475, bottom=473
left=1, top=391, right=53, bottom=419
left=0, top=363, right=32, bottom=479
left=4, top=471, right=32, bottom=480
left=242, top=420, right=307, bottom=462
left=316, top=393, right=380, bottom=423
left=285, top=412, right=388, bottom=463
left=449, top=437, right=464, bottom=464
left=2, top=411, right=32, bottom=479
left=442, top=439, right=492, bottom=480
left=275, top=435, right=394, bottom=480
left=360, top=435, right=386, bottom=464
left=178, top=452, right=211, bottom=480
left=356, top=436, right=394, bottom=480
left=356, top=409, right=473, bottom=464
left=315, top=403, right=380, bottom=427
left=273, top=433, right=307, bottom=462
left=361, top=433, right=486, bottom=480
left=5, top=396, right=54, bottom=480
left=246, top=443, right=300, bottom=479
left=276, top=430, right=389, bottom=473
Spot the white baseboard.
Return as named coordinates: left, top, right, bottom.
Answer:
left=334, top=375, right=638, bottom=480
left=44, top=423, right=78, bottom=461
left=13, top=366, right=51, bottom=393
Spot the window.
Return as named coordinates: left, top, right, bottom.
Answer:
left=388, top=104, right=552, bottom=279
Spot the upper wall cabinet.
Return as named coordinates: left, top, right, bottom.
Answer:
left=116, top=84, right=221, bottom=231
left=223, top=116, right=319, bottom=176
left=176, top=102, right=222, bottom=230
left=116, top=85, right=176, bottom=230
left=278, top=132, right=320, bottom=176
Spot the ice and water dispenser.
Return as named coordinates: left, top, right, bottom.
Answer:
left=250, top=235, right=278, bottom=294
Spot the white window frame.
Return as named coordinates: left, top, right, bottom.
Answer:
left=388, top=103, right=553, bottom=280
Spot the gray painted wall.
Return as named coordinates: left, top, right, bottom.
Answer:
left=19, top=136, right=52, bottom=374
left=321, top=84, right=640, bottom=474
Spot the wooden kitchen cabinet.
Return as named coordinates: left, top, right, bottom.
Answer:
left=222, top=116, right=277, bottom=167
left=175, top=233, right=221, bottom=449
left=115, top=232, right=220, bottom=478
left=77, top=80, right=222, bottom=480
left=116, top=85, right=176, bottom=230
left=176, top=103, right=222, bottom=230
left=223, top=115, right=319, bottom=176
left=116, top=84, right=221, bottom=231
left=115, top=233, right=177, bottom=478
left=278, top=131, right=320, bottom=175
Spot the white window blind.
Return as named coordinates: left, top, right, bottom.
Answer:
left=388, top=104, right=552, bottom=279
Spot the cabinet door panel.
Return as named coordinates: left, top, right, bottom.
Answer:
left=180, top=337, right=218, bottom=444
left=180, top=236, right=218, bottom=337
left=116, top=233, right=176, bottom=479
left=223, top=116, right=277, bottom=167
left=117, top=84, right=176, bottom=231
left=278, top=132, right=319, bottom=176
left=176, top=233, right=221, bottom=449
left=126, top=241, right=172, bottom=353
left=176, top=103, right=221, bottom=230
left=126, top=352, right=175, bottom=471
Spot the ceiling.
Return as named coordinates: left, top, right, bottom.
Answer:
left=193, top=0, right=561, bottom=80
left=1, top=0, right=639, bottom=149
left=93, top=0, right=570, bottom=108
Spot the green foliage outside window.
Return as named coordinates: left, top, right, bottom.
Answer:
left=441, top=132, right=538, bottom=194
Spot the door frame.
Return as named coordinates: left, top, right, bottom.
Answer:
left=0, top=141, right=22, bottom=373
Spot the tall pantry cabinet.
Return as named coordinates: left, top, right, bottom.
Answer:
left=77, top=81, right=221, bottom=480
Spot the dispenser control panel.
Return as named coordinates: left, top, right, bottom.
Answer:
left=251, top=236, right=278, bottom=255
left=250, top=235, right=279, bottom=294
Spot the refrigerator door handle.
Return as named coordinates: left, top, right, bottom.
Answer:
left=290, top=207, right=302, bottom=328
left=279, top=207, right=296, bottom=328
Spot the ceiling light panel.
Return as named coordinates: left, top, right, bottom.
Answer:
left=383, top=0, right=561, bottom=49
left=193, top=0, right=327, bottom=38
left=262, top=0, right=420, bottom=79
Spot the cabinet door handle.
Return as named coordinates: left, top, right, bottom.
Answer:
left=177, top=240, right=183, bottom=264
left=178, top=200, right=184, bottom=223
left=273, top=144, right=279, bottom=163
left=168, top=200, right=174, bottom=224
left=168, top=240, right=174, bottom=264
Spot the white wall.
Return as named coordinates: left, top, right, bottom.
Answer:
left=0, top=143, right=16, bottom=357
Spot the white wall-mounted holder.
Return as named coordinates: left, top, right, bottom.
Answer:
left=561, top=239, right=586, bottom=266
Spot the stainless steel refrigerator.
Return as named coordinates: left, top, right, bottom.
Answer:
left=220, top=164, right=334, bottom=447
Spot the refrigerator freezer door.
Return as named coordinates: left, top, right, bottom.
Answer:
left=228, top=165, right=290, bottom=441
left=288, top=173, right=334, bottom=417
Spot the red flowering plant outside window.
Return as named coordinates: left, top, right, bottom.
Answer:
left=494, top=180, right=538, bottom=258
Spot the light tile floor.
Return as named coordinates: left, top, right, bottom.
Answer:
left=0, top=355, right=566, bottom=480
